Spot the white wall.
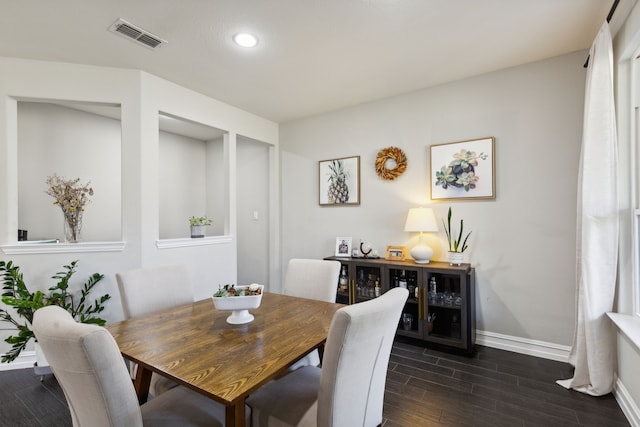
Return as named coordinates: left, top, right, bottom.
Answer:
left=280, top=51, right=586, bottom=351
left=237, top=137, right=270, bottom=287
left=206, top=136, right=227, bottom=237
left=159, top=130, right=207, bottom=239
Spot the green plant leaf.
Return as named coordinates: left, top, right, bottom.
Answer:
left=0, top=260, right=110, bottom=363
left=442, top=207, right=471, bottom=253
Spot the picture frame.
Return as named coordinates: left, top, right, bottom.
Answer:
left=335, top=237, right=353, bottom=257
left=319, top=156, right=360, bottom=206
left=385, top=245, right=407, bottom=261
left=430, top=137, right=495, bottom=201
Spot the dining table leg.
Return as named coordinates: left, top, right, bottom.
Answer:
left=133, top=366, right=152, bottom=405
left=226, top=397, right=246, bottom=427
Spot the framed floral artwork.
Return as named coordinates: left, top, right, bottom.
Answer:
left=319, top=156, right=360, bottom=206
left=430, top=137, right=495, bottom=201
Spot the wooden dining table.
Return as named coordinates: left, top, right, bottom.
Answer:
left=106, top=292, right=344, bottom=427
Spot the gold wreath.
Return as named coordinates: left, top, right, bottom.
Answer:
left=375, top=146, right=407, bottom=180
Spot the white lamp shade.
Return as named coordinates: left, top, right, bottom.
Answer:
left=404, top=207, right=438, bottom=232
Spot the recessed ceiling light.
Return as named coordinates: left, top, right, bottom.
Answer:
left=233, top=33, right=259, bottom=48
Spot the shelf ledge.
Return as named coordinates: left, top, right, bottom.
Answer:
left=1, top=241, right=126, bottom=255
left=156, top=235, right=232, bottom=249
left=607, top=312, right=640, bottom=351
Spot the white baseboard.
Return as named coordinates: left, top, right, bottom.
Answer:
left=475, top=329, right=571, bottom=362
left=614, top=378, right=640, bottom=427
left=0, top=350, right=36, bottom=371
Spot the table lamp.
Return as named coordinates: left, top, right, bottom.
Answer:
left=404, top=207, right=438, bottom=264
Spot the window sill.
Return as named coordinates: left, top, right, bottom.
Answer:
left=1, top=241, right=126, bottom=255
left=607, top=312, right=640, bottom=351
left=156, top=235, right=232, bottom=249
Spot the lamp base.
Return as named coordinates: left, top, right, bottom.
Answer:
left=410, top=243, right=434, bottom=265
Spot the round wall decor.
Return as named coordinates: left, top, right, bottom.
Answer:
left=375, top=146, right=407, bottom=180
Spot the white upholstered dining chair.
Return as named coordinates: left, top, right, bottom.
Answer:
left=283, top=258, right=341, bottom=370
left=116, top=264, right=194, bottom=397
left=283, top=258, right=341, bottom=303
left=247, top=287, right=409, bottom=427
left=33, top=305, right=234, bottom=427
left=116, top=264, right=194, bottom=319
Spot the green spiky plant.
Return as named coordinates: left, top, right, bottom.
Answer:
left=0, top=260, right=110, bottom=363
left=442, top=207, right=471, bottom=253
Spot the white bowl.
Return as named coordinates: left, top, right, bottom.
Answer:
left=212, top=284, right=263, bottom=324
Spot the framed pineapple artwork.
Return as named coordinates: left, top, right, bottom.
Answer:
left=319, top=156, right=360, bottom=205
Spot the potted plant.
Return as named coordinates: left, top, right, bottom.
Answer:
left=189, top=216, right=213, bottom=238
left=442, top=206, right=471, bottom=266
left=0, top=260, right=110, bottom=363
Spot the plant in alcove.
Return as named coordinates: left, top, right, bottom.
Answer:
left=189, top=216, right=213, bottom=238
left=189, top=216, right=213, bottom=226
left=0, top=260, right=109, bottom=363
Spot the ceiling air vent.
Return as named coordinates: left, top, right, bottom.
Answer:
left=108, top=18, right=167, bottom=49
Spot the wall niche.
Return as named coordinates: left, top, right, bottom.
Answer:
left=158, top=112, right=226, bottom=239
left=17, top=100, right=122, bottom=243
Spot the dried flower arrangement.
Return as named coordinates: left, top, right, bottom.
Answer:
left=45, top=175, right=94, bottom=242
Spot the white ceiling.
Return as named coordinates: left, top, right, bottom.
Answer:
left=0, top=0, right=627, bottom=123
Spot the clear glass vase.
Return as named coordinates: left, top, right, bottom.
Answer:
left=64, top=216, right=82, bottom=243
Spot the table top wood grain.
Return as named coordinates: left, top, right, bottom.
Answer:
left=106, top=292, right=344, bottom=427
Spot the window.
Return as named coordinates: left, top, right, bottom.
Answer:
left=632, top=52, right=640, bottom=317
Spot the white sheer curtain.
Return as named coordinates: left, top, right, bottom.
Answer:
left=556, top=22, right=619, bottom=396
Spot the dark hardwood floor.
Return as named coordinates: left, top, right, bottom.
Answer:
left=0, top=340, right=630, bottom=427
left=384, top=339, right=630, bottom=427
left=0, top=366, right=71, bottom=427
